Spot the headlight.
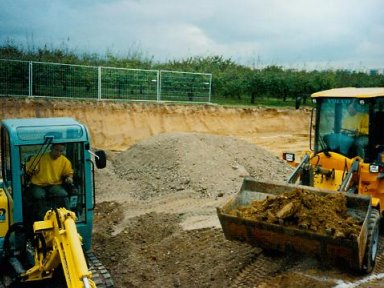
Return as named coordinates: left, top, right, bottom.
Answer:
left=369, top=164, right=384, bottom=173
left=283, top=152, right=295, bottom=162
left=369, top=164, right=380, bottom=173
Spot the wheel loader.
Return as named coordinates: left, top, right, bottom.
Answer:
left=0, top=117, right=114, bottom=287
left=217, top=87, right=384, bottom=273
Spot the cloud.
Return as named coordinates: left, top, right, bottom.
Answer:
left=0, top=0, right=383, bottom=69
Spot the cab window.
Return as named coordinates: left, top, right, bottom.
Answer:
left=20, top=142, right=86, bottom=223
left=1, top=127, right=12, bottom=195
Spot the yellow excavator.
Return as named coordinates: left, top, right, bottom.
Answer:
left=19, top=208, right=97, bottom=287
left=0, top=117, right=114, bottom=287
left=217, top=87, right=384, bottom=273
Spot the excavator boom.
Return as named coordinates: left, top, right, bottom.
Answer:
left=21, top=208, right=96, bottom=288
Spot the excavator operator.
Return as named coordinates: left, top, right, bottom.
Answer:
left=343, top=100, right=369, bottom=159
left=26, top=143, right=74, bottom=220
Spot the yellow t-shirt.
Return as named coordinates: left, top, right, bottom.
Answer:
left=343, top=113, right=369, bottom=135
left=26, top=153, right=73, bottom=186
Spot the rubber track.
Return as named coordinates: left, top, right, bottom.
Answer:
left=86, top=251, right=115, bottom=288
left=0, top=253, right=114, bottom=288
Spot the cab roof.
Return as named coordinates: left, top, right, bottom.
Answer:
left=311, top=87, right=384, bottom=98
left=1, top=117, right=89, bottom=145
left=2, top=117, right=81, bottom=128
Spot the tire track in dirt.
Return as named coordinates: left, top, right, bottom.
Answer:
left=373, top=235, right=384, bottom=273
left=231, top=235, right=384, bottom=288
left=230, top=253, right=282, bottom=288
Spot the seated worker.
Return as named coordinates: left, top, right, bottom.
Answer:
left=26, top=143, right=74, bottom=220
left=343, top=100, right=369, bottom=159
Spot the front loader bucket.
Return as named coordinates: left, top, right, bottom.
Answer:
left=217, top=177, right=371, bottom=271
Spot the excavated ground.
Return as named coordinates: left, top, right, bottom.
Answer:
left=2, top=98, right=384, bottom=287
left=92, top=132, right=294, bottom=287
left=93, top=133, right=384, bottom=288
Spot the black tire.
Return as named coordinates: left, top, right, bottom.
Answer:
left=362, top=209, right=381, bottom=274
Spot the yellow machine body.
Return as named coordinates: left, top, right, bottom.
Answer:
left=0, top=188, right=9, bottom=238
left=218, top=88, right=384, bottom=274
left=21, top=208, right=96, bottom=288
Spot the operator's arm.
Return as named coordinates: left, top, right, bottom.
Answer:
left=25, top=156, right=39, bottom=176
left=62, top=156, right=74, bottom=184
left=358, top=114, right=369, bottom=135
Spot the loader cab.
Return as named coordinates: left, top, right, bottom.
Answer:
left=312, top=89, right=384, bottom=164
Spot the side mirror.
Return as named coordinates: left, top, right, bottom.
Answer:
left=94, top=150, right=107, bottom=169
left=295, top=96, right=302, bottom=109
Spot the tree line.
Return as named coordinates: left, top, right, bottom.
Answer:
left=1, top=42, right=383, bottom=106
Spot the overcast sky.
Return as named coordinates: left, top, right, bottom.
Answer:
left=1, top=0, right=383, bottom=70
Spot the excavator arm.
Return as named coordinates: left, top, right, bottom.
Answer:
left=20, top=208, right=96, bottom=288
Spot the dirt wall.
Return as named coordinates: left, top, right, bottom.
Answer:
left=0, top=98, right=310, bottom=155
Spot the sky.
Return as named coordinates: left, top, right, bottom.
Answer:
left=0, top=0, right=383, bottom=70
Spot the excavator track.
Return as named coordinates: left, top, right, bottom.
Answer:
left=0, top=253, right=114, bottom=288
left=86, top=252, right=114, bottom=288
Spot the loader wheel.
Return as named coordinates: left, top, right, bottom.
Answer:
left=362, top=209, right=381, bottom=274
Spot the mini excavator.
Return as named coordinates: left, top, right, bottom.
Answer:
left=0, top=117, right=114, bottom=287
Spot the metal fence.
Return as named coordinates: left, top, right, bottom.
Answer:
left=0, top=59, right=212, bottom=103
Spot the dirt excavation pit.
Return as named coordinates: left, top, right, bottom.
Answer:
left=230, top=189, right=363, bottom=239
left=92, top=132, right=295, bottom=287
left=91, top=132, right=384, bottom=288
left=3, top=99, right=383, bottom=287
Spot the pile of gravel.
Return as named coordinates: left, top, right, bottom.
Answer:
left=96, top=132, right=294, bottom=201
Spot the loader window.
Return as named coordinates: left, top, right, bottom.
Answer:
left=20, top=142, right=86, bottom=223
left=317, top=98, right=369, bottom=159
left=370, top=98, right=384, bottom=161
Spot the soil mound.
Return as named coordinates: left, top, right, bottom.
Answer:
left=96, top=132, right=294, bottom=202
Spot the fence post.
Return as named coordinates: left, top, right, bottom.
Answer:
left=98, top=66, right=102, bottom=101
left=208, top=74, right=212, bottom=103
left=157, top=70, right=161, bottom=101
left=29, top=61, right=32, bottom=97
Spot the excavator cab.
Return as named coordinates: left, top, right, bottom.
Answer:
left=0, top=117, right=112, bottom=287
left=20, top=142, right=88, bottom=232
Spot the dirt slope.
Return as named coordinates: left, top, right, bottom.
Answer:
left=0, top=97, right=309, bottom=156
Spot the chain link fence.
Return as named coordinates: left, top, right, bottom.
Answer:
left=0, top=59, right=212, bottom=103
